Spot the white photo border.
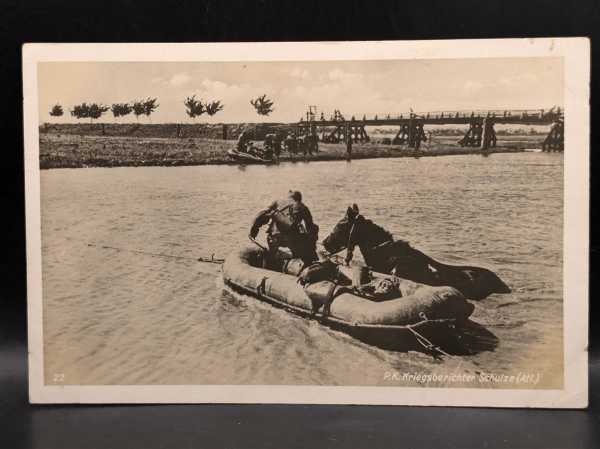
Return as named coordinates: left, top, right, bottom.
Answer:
left=23, top=38, right=589, bottom=407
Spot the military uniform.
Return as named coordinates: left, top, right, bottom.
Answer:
left=250, top=192, right=319, bottom=265
left=284, top=133, right=297, bottom=155
left=237, top=130, right=252, bottom=152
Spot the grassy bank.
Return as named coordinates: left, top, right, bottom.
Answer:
left=39, top=131, right=543, bottom=169
left=39, top=122, right=288, bottom=140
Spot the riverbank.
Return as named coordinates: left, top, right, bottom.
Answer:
left=39, top=132, right=542, bottom=169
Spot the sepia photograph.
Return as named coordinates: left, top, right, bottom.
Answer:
left=23, top=39, right=589, bottom=406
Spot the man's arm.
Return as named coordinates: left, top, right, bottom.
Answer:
left=249, top=201, right=277, bottom=238
left=301, top=205, right=314, bottom=229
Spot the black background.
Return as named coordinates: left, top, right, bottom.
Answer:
left=1, top=1, right=598, bottom=448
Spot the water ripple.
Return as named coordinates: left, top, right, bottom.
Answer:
left=41, top=152, right=564, bottom=387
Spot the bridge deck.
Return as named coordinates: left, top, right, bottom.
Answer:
left=298, top=108, right=562, bottom=127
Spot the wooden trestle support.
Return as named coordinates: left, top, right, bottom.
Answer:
left=322, top=121, right=370, bottom=143
left=458, top=118, right=497, bottom=150
left=542, top=119, right=564, bottom=152
left=393, top=118, right=427, bottom=148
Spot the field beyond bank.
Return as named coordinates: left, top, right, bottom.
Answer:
left=38, top=123, right=544, bottom=169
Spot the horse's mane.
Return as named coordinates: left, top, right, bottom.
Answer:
left=358, top=216, right=393, bottom=242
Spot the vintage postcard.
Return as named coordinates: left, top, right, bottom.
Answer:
left=24, top=39, right=589, bottom=407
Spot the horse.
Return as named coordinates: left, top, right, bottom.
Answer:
left=321, top=205, right=511, bottom=300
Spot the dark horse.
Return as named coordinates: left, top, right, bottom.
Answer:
left=321, top=205, right=510, bottom=300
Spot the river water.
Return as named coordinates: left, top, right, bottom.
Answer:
left=41, top=152, right=563, bottom=388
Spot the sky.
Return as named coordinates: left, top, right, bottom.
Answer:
left=38, top=58, right=563, bottom=124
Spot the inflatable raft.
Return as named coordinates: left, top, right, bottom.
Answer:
left=222, top=244, right=476, bottom=353
left=227, top=149, right=274, bottom=164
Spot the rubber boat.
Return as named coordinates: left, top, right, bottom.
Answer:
left=222, top=244, right=476, bottom=353
left=227, top=148, right=274, bottom=164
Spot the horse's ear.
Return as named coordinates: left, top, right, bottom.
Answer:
left=346, top=204, right=359, bottom=220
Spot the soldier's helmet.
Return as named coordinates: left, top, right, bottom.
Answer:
left=288, top=190, right=302, bottom=202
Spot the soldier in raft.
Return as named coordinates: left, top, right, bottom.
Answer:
left=264, top=133, right=278, bottom=161
left=299, top=134, right=317, bottom=157
left=273, top=133, right=283, bottom=158
left=237, top=129, right=253, bottom=153
left=284, top=132, right=297, bottom=156
left=262, top=141, right=274, bottom=161
left=249, top=190, right=319, bottom=265
left=309, top=131, right=319, bottom=154
left=297, top=135, right=308, bottom=157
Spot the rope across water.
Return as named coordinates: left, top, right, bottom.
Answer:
left=85, top=242, right=224, bottom=264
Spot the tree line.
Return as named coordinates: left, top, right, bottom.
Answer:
left=48, top=94, right=275, bottom=122
left=183, top=96, right=224, bottom=119
left=50, top=98, right=159, bottom=122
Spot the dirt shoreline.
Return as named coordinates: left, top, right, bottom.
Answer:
left=39, top=132, right=542, bottom=169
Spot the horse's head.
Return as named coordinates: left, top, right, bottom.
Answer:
left=321, top=204, right=360, bottom=254
left=460, top=267, right=512, bottom=300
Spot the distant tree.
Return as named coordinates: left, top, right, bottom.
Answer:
left=250, top=94, right=274, bottom=116
left=205, top=100, right=224, bottom=116
left=111, top=102, right=132, bottom=119
left=49, top=104, right=63, bottom=117
left=131, top=98, right=159, bottom=122
left=143, top=98, right=159, bottom=120
left=132, top=100, right=145, bottom=120
left=88, top=103, right=109, bottom=122
left=184, top=95, right=205, bottom=119
left=70, top=102, right=108, bottom=123
left=71, top=103, right=89, bottom=120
